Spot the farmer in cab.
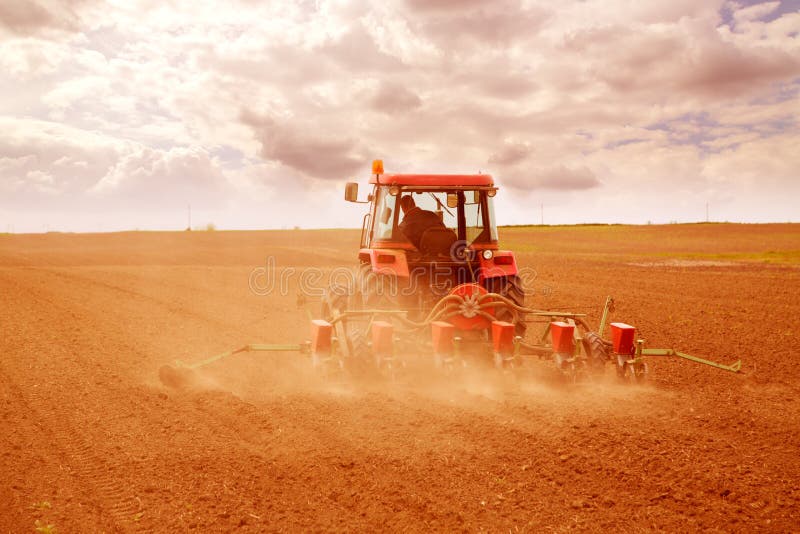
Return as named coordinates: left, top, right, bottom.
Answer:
left=398, top=195, right=457, bottom=256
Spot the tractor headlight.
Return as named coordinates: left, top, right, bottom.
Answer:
left=487, top=188, right=497, bottom=197
left=389, top=185, right=400, bottom=196
left=482, top=249, right=493, bottom=260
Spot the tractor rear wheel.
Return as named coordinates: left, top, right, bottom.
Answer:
left=321, top=279, right=373, bottom=375
left=484, top=275, right=527, bottom=336
left=357, top=263, right=400, bottom=310
left=321, top=265, right=402, bottom=379
left=320, top=283, right=349, bottom=322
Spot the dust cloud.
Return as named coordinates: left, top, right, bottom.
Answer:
left=157, top=344, right=667, bottom=418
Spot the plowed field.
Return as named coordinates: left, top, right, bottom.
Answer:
left=1, top=224, right=799, bottom=532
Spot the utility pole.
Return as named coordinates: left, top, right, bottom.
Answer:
left=187, top=203, right=192, bottom=231
left=540, top=203, right=544, bottom=225
left=706, top=202, right=709, bottom=223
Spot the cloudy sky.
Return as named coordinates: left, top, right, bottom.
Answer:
left=1, top=0, right=798, bottom=232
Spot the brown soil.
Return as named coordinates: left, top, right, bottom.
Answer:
left=1, top=224, right=799, bottom=532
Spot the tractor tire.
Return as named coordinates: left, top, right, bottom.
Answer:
left=485, top=275, right=527, bottom=337
left=582, top=331, right=608, bottom=376
left=357, top=263, right=399, bottom=310
left=346, top=328, right=372, bottom=368
left=320, top=283, right=350, bottom=321
left=349, top=328, right=369, bottom=355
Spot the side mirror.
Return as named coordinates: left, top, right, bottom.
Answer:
left=345, top=182, right=359, bottom=202
left=446, top=193, right=458, bottom=209
left=381, top=206, right=392, bottom=224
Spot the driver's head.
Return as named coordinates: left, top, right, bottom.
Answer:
left=399, top=195, right=416, bottom=214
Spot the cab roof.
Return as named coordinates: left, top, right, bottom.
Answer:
left=369, top=174, right=494, bottom=187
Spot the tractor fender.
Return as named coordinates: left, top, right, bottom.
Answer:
left=477, top=250, right=518, bottom=281
left=359, top=248, right=410, bottom=277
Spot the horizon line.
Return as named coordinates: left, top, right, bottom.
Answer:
left=2, top=220, right=799, bottom=236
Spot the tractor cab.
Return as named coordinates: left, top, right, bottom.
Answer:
left=345, top=160, right=501, bottom=259
left=366, top=181, right=498, bottom=254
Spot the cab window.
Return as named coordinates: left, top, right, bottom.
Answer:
left=373, top=187, right=397, bottom=240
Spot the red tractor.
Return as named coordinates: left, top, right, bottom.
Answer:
left=320, top=160, right=536, bottom=373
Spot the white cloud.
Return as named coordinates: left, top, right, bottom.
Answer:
left=0, top=0, right=87, bottom=37
left=702, top=131, right=800, bottom=187
left=370, top=80, right=422, bottom=114
left=0, top=117, right=121, bottom=200
left=241, top=110, right=368, bottom=181
left=502, top=165, right=601, bottom=191
left=732, top=1, right=781, bottom=24
left=488, top=141, right=534, bottom=166
left=90, top=145, right=231, bottom=209
left=1, top=0, right=798, bottom=231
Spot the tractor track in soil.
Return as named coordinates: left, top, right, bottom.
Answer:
left=0, top=273, right=144, bottom=531
left=26, top=266, right=253, bottom=338
left=1, top=226, right=800, bottom=532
